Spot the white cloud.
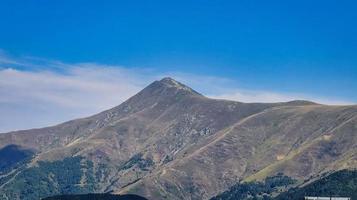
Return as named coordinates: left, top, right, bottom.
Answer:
left=0, top=55, right=158, bottom=132
left=159, top=71, right=354, bottom=105
left=0, top=53, right=354, bottom=133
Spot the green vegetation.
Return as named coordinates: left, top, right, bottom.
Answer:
left=0, top=152, right=155, bottom=200
left=162, top=155, right=173, bottom=164
left=42, top=194, right=148, bottom=200
left=0, top=144, right=34, bottom=174
left=121, top=153, right=154, bottom=171
left=212, top=170, right=357, bottom=200
left=0, top=157, right=99, bottom=200
left=211, top=173, right=296, bottom=200
left=275, top=170, right=357, bottom=200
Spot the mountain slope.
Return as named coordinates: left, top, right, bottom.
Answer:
left=122, top=103, right=357, bottom=199
left=0, top=77, right=356, bottom=200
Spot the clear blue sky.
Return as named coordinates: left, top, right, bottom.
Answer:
left=0, top=0, right=357, bottom=101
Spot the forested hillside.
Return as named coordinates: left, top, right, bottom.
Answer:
left=42, top=194, right=148, bottom=200
left=276, top=170, right=357, bottom=200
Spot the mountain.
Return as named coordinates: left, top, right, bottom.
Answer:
left=0, top=77, right=356, bottom=200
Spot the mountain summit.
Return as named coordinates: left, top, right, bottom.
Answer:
left=136, top=77, right=202, bottom=99
left=0, top=78, right=356, bottom=200
left=157, top=77, right=201, bottom=94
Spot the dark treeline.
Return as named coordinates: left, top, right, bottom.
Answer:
left=42, top=194, right=148, bottom=200
left=276, top=170, right=357, bottom=200
left=212, top=170, right=356, bottom=200
left=211, top=173, right=295, bottom=200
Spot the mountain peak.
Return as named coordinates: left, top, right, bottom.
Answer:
left=159, top=77, right=189, bottom=89
left=115, top=77, right=203, bottom=112
left=153, top=77, right=202, bottom=96
left=159, top=77, right=177, bottom=83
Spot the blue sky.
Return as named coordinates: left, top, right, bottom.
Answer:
left=0, top=0, right=357, bottom=132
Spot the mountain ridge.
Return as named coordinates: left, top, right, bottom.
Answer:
left=0, top=77, right=356, bottom=200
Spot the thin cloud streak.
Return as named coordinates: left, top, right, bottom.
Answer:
left=0, top=54, right=354, bottom=133
left=209, top=90, right=354, bottom=105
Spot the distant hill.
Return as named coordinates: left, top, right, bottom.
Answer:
left=0, top=77, right=356, bottom=200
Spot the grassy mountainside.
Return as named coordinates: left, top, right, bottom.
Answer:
left=126, top=103, right=357, bottom=199
left=0, top=78, right=356, bottom=200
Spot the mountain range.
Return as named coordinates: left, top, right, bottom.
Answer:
left=0, top=77, right=356, bottom=200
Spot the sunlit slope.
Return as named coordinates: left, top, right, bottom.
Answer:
left=0, top=78, right=355, bottom=200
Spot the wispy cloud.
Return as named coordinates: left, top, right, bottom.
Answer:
left=209, top=89, right=353, bottom=105
left=0, top=54, right=157, bottom=132
left=0, top=53, right=354, bottom=133
left=158, top=71, right=354, bottom=105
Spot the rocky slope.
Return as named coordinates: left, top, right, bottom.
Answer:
left=0, top=77, right=356, bottom=200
